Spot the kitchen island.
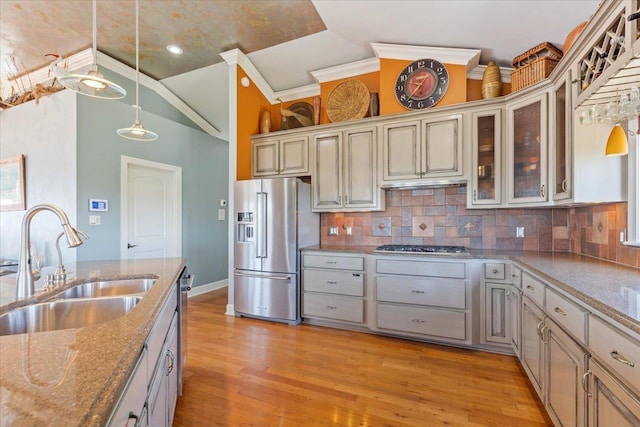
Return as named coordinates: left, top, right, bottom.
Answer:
left=0, top=257, right=186, bottom=427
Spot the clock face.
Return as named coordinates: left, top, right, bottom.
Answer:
left=395, top=59, right=449, bottom=110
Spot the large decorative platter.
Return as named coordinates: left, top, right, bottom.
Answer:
left=326, top=80, right=370, bottom=123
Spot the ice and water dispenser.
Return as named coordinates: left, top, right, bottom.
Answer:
left=236, top=212, right=254, bottom=242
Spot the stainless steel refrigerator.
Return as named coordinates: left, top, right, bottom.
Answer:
left=234, top=177, right=319, bottom=324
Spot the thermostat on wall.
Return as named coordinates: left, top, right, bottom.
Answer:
left=89, top=199, right=108, bottom=212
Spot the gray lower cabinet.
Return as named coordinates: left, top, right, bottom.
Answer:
left=374, top=257, right=470, bottom=344
left=587, top=359, right=640, bottom=426
left=507, top=285, right=522, bottom=357
left=107, top=290, right=179, bottom=427
left=521, top=295, right=546, bottom=401
left=546, top=318, right=587, bottom=427
left=482, top=282, right=511, bottom=345
left=302, top=252, right=366, bottom=325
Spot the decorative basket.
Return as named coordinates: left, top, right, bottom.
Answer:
left=511, top=42, right=563, bottom=92
left=326, top=80, right=370, bottom=123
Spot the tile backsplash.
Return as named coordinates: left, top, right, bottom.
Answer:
left=320, top=186, right=639, bottom=269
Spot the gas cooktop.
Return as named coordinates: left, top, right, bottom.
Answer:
left=374, top=244, right=470, bottom=255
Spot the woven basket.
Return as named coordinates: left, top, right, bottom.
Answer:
left=511, top=57, right=560, bottom=91
left=326, top=80, right=370, bottom=123
left=511, top=42, right=563, bottom=92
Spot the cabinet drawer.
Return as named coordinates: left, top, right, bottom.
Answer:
left=511, top=266, right=522, bottom=287
left=377, top=276, right=466, bottom=309
left=303, top=293, right=364, bottom=323
left=303, top=269, right=364, bottom=296
left=146, top=289, right=177, bottom=377
left=589, top=316, right=640, bottom=394
left=303, top=254, right=364, bottom=271
left=545, top=287, right=586, bottom=343
left=376, top=259, right=466, bottom=279
left=107, top=348, right=148, bottom=426
left=485, top=263, right=506, bottom=280
left=522, top=273, right=545, bottom=307
left=377, top=303, right=466, bottom=340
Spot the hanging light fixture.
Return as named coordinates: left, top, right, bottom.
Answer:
left=52, top=0, right=126, bottom=99
left=117, top=0, right=158, bottom=141
left=605, top=124, right=629, bottom=156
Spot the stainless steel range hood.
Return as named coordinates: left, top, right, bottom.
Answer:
left=380, top=178, right=467, bottom=190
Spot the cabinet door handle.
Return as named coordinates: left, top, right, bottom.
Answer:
left=536, top=320, right=544, bottom=340
left=166, top=349, right=175, bottom=375
left=561, top=179, right=568, bottom=193
left=540, top=325, right=548, bottom=343
left=610, top=350, right=635, bottom=367
left=473, top=189, right=477, bottom=201
left=411, top=290, right=425, bottom=294
left=126, top=412, right=139, bottom=427
left=554, top=307, right=567, bottom=316
left=582, top=370, right=592, bottom=397
left=539, top=185, right=546, bottom=198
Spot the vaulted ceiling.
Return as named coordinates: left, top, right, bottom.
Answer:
left=0, top=0, right=601, bottom=141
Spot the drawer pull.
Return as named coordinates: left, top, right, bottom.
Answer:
left=526, top=285, right=535, bottom=291
left=326, top=305, right=337, bottom=310
left=326, top=281, right=338, bottom=285
left=512, top=274, right=518, bottom=279
left=411, top=290, right=425, bottom=294
left=411, top=319, right=426, bottom=324
left=326, top=261, right=337, bottom=264
left=554, top=307, right=567, bottom=316
left=581, top=370, right=592, bottom=397
left=610, top=350, right=635, bottom=367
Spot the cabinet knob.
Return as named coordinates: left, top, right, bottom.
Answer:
left=492, top=269, right=499, bottom=274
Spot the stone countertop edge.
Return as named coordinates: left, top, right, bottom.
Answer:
left=303, top=246, right=640, bottom=335
left=0, top=257, right=186, bottom=427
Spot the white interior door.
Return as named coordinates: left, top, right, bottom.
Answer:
left=121, top=156, right=182, bottom=259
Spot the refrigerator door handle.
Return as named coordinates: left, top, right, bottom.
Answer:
left=234, top=272, right=291, bottom=281
left=256, top=192, right=267, bottom=258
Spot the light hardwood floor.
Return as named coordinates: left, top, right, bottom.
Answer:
left=173, top=288, right=551, bottom=426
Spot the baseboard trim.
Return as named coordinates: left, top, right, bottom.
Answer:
left=188, top=279, right=228, bottom=297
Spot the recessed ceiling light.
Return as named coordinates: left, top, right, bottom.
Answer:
left=166, top=45, right=183, bottom=55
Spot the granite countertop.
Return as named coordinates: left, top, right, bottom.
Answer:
left=0, top=257, right=186, bottom=427
left=303, top=245, right=640, bottom=335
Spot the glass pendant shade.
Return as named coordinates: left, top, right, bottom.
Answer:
left=117, top=119, right=158, bottom=141
left=605, top=124, right=628, bottom=156
left=55, top=0, right=125, bottom=99
left=117, top=0, right=158, bottom=141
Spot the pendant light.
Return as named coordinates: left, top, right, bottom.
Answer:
left=53, top=0, right=126, bottom=99
left=605, top=124, right=629, bottom=156
left=117, top=0, right=158, bottom=141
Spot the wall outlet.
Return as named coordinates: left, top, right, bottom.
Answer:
left=516, top=226, right=525, bottom=238
left=345, top=226, right=352, bottom=235
left=328, top=227, right=339, bottom=236
left=220, top=199, right=227, bottom=207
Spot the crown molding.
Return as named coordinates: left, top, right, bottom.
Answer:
left=371, top=42, right=481, bottom=73
left=311, top=57, right=379, bottom=83
left=468, top=64, right=513, bottom=83
left=98, top=52, right=220, bottom=137
left=222, top=48, right=321, bottom=103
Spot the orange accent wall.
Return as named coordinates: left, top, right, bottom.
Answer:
left=236, top=67, right=271, bottom=180
left=467, top=79, right=512, bottom=101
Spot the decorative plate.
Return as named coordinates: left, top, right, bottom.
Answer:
left=326, top=80, right=370, bottom=123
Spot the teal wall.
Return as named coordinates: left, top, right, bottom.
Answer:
left=75, top=95, right=229, bottom=287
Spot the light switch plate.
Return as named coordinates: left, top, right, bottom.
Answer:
left=516, top=226, right=525, bottom=238
left=328, top=227, right=339, bottom=236
left=89, top=215, right=101, bottom=225
left=218, top=209, right=226, bottom=221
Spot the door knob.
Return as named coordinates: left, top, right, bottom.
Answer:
left=127, top=243, right=138, bottom=249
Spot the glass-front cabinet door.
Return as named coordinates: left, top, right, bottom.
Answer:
left=470, top=108, right=502, bottom=205
left=506, top=92, right=548, bottom=204
left=552, top=75, right=572, bottom=201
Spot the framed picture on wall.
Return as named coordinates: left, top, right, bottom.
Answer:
left=0, top=155, right=26, bottom=211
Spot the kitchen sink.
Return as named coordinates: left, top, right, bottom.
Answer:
left=0, top=296, right=141, bottom=336
left=55, top=278, right=156, bottom=299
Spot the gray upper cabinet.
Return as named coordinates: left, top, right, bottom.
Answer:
left=380, top=114, right=463, bottom=185
left=311, top=125, right=383, bottom=212
left=252, top=134, right=310, bottom=177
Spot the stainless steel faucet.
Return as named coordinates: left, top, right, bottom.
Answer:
left=53, top=228, right=88, bottom=286
left=16, top=204, right=84, bottom=299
